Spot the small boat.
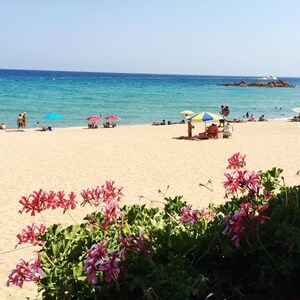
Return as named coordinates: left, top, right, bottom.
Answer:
left=262, top=75, right=277, bottom=80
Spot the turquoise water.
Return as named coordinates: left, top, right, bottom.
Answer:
left=0, top=69, right=300, bottom=128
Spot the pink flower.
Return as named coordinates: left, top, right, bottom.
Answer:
left=179, top=205, right=199, bottom=225
left=223, top=170, right=261, bottom=195
left=30, top=255, right=46, bottom=280
left=56, top=191, right=77, bottom=211
left=102, top=201, right=124, bottom=222
left=244, top=171, right=261, bottom=193
left=199, top=208, right=216, bottom=221
left=19, top=189, right=50, bottom=216
left=7, top=255, right=46, bottom=288
left=15, top=223, right=46, bottom=248
left=119, top=231, right=152, bottom=258
left=81, top=181, right=124, bottom=207
left=98, top=250, right=120, bottom=283
left=45, top=191, right=58, bottom=210
left=19, top=189, right=59, bottom=216
left=83, top=241, right=107, bottom=284
left=223, top=203, right=270, bottom=247
left=7, top=259, right=31, bottom=287
left=227, top=152, right=246, bottom=170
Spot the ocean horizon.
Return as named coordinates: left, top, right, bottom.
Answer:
left=1, top=68, right=300, bottom=129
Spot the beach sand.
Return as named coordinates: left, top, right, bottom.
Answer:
left=0, top=121, right=299, bottom=299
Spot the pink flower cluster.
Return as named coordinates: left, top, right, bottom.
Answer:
left=179, top=205, right=200, bottom=225
left=16, top=223, right=46, bottom=248
left=119, top=231, right=152, bottom=259
left=224, top=153, right=261, bottom=195
left=179, top=205, right=215, bottom=225
left=7, top=255, right=45, bottom=287
left=227, top=152, right=246, bottom=170
left=83, top=232, right=152, bottom=284
left=83, top=241, right=122, bottom=284
left=19, top=189, right=77, bottom=216
left=83, top=181, right=125, bottom=229
left=81, top=181, right=123, bottom=207
left=83, top=241, right=107, bottom=284
left=223, top=203, right=270, bottom=247
left=224, top=170, right=261, bottom=195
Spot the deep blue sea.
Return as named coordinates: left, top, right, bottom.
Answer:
left=0, top=69, right=300, bottom=128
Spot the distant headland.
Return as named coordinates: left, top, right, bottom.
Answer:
left=219, top=79, right=294, bottom=88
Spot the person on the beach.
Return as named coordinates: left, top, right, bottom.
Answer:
left=187, top=120, right=194, bottom=138
left=160, top=120, right=166, bottom=125
left=0, top=123, right=6, bottom=130
left=207, top=123, right=219, bottom=138
left=259, top=115, right=268, bottom=121
left=22, top=112, right=27, bottom=128
left=219, top=105, right=224, bottom=115
left=17, top=114, right=23, bottom=129
left=223, top=122, right=233, bottom=138
left=248, top=114, right=257, bottom=122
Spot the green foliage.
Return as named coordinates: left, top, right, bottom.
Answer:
left=36, top=171, right=300, bottom=299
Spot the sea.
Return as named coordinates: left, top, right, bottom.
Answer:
left=0, top=69, right=300, bottom=129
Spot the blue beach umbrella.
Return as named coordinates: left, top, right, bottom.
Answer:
left=43, top=113, right=62, bottom=120
left=43, top=113, right=62, bottom=130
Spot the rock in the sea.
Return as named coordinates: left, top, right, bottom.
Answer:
left=219, top=80, right=293, bottom=88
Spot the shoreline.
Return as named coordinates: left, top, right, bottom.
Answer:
left=1, top=116, right=298, bottom=131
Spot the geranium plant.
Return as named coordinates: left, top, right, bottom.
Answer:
left=7, top=154, right=300, bottom=299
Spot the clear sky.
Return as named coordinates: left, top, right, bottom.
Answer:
left=1, top=0, right=300, bottom=76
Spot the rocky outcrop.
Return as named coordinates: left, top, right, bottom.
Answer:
left=219, top=80, right=293, bottom=88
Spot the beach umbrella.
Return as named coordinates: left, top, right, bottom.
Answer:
left=180, top=110, right=195, bottom=116
left=87, top=116, right=102, bottom=123
left=187, top=111, right=223, bottom=131
left=43, top=113, right=62, bottom=120
left=187, top=112, right=223, bottom=122
left=292, top=107, right=300, bottom=113
left=43, top=113, right=62, bottom=130
left=106, top=115, right=122, bottom=121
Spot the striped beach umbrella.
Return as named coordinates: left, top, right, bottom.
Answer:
left=187, top=112, right=223, bottom=122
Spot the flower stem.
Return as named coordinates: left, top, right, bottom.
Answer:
left=257, top=234, right=275, bottom=263
left=66, top=210, right=78, bottom=224
left=39, top=212, right=46, bottom=225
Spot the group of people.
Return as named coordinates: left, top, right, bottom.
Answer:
left=219, top=105, right=230, bottom=117
left=17, top=112, right=27, bottom=129
left=187, top=120, right=233, bottom=139
left=244, top=112, right=268, bottom=122
left=152, top=119, right=185, bottom=126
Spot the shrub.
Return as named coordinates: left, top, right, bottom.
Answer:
left=7, top=154, right=300, bottom=299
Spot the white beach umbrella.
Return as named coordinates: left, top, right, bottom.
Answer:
left=180, top=110, right=195, bottom=116
left=292, top=107, right=300, bottom=113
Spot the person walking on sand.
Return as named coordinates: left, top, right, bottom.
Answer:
left=187, top=120, right=194, bottom=138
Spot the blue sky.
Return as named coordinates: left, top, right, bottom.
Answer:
left=1, top=0, right=300, bottom=76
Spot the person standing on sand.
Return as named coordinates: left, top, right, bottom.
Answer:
left=187, top=120, right=194, bottom=138
left=22, top=112, right=27, bottom=128
left=17, top=114, right=23, bottom=129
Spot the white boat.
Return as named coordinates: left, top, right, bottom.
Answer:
left=262, top=75, right=277, bottom=80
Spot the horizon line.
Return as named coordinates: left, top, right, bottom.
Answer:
left=0, top=68, right=297, bottom=79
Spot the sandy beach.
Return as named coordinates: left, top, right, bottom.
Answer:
left=1, top=121, right=299, bottom=299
